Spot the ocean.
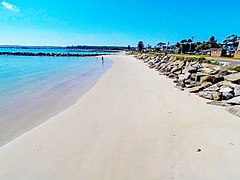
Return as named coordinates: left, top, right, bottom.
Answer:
left=0, top=47, right=116, bottom=55
left=0, top=49, right=114, bottom=146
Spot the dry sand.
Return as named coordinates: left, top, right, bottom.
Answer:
left=0, top=54, right=240, bottom=180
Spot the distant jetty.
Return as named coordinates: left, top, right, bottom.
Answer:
left=0, top=52, right=109, bottom=57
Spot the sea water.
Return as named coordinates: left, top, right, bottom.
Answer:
left=0, top=54, right=113, bottom=146
left=0, top=47, right=116, bottom=55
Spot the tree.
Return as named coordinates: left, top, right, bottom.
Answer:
left=180, top=39, right=188, bottom=44
left=156, top=42, right=166, bottom=48
left=187, top=39, right=193, bottom=52
left=180, top=39, right=188, bottom=53
left=222, top=35, right=238, bottom=56
left=127, top=45, right=131, bottom=51
left=207, top=36, right=219, bottom=48
left=174, top=42, right=181, bottom=54
left=187, top=39, right=193, bottom=44
left=175, top=42, right=181, bottom=48
left=137, top=41, right=144, bottom=52
left=147, top=44, right=152, bottom=49
left=155, top=42, right=166, bottom=52
left=223, top=34, right=238, bottom=44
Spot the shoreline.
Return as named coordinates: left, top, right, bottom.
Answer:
left=0, top=56, right=113, bottom=147
left=0, top=54, right=240, bottom=179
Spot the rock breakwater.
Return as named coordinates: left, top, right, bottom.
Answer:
left=134, top=53, right=240, bottom=117
left=0, top=52, right=107, bottom=57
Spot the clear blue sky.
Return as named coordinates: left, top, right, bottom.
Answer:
left=0, top=0, right=239, bottom=46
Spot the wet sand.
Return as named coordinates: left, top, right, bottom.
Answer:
left=0, top=57, right=112, bottom=147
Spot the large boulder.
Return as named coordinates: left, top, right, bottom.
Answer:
left=189, top=86, right=202, bottom=93
left=171, top=66, right=182, bottom=73
left=224, top=73, right=240, bottom=83
left=198, top=91, right=221, bottom=100
left=178, top=74, right=185, bottom=82
left=201, top=82, right=213, bottom=89
left=204, top=84, right=220, bottom=91
left=216, top=80, right=235, bottom=88
left=198, top=91, right=213, bottom=99
left=198, top=67, right=215, bottom=74
left=219, top=86, right=234, bottom=100
left=227, top=97, right=240, bottom=105
left=194, top=73, right=209, bottom=82
left=219, top=86, right=233, bottom=93
left=188, top=81, right=212, bottom=93
left=200, top=75, right=224, bottom=84
left=184, top=72, right=191, bottom=80
left=191, top=62, right=202, bottom=69
left=234, top=85, right=240, bottom=96
left=222, top=92, right=234, bottom=100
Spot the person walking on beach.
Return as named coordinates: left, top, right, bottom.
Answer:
left=102, top=56, right=104, bottom=64
left=101, top=56, right=104, bottom=68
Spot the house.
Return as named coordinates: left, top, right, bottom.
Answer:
left=201, top=49, right=211, bottom=55
left=168, top=45, right=180, bottom=54
left=225, top=41, right=239, bottom=57
left=234, top=42, right=240, bottom=58
left=210, top=48, right=222, bottom=57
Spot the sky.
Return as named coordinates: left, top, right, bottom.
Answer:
left=0, top=0, right=240, bottom=46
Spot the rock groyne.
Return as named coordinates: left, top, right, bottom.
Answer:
left=0, top=52, right=108, bottom=57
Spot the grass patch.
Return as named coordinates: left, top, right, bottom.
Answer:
left=207, top=60, right=219, bottom=65
left=176, top=56, right=185, bottom=61
left=231, top=66, right=240, bottom=72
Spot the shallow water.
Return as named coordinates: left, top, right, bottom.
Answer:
left=0, top=55, right=113, bottom=146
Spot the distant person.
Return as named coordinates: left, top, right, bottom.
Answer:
left=102, top=56, right=104, bottom=64
left=101, top=56, right=104, bottom=68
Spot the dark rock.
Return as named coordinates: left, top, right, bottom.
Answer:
left=200, top=75, right=224, bottom=84
left=195, top=73, right=209, bottom=82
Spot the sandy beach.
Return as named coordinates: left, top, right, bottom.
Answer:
left=0, top=54, right=240, bottom=179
